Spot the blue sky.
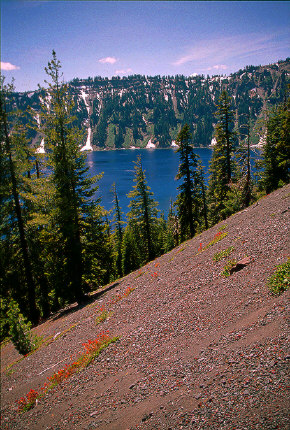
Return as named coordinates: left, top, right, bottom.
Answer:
left=1, top=1, right=289, bottom=92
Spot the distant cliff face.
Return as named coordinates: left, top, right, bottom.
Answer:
left=11, top=59, right=290, bottom=150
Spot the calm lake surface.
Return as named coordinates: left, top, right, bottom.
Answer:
left=86, top=148, right=213, bottom=215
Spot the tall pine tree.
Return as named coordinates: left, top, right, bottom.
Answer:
left=208, top=91, right=236, bottom=224
left=0, top=78, right=39, bottom=324
left=238, top=112, right=253, bottom=208
left=111, top=183, right=125, bottom=277
left=175, top=124, right=204, bottom=241
left=39, top=51, right=107, bottom=304
left=260, top=97, right=290, bottom=193
left=127, top=155, right=159, bottom=264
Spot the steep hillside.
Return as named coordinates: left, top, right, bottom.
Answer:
left=11, top=59, right=290, bottom=150
left=1, top=185, right=289, bottom=430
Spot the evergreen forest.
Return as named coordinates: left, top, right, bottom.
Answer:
left=9, top=58, right=290, bottom=150
left=1, top=52, right=289, bottom=347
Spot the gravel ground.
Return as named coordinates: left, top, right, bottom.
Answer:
left=1, top=185, right=289, bottom=430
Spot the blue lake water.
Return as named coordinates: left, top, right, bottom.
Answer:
left=86, top=148, right=213, bottom=215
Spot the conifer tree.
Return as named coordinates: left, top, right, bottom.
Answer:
left=238, top=112, right=253, bottom=208
left=217, top=92, right=236, bottom=183
left=111, top=183, right=125, bottom=277
left=81, top=204, right=114, bottom=288
left=162, top=200, right=177, bottom=252
left=0, top=79, right=39, bottom=324
left=196, top=160, right=209, bottom=230
left=22, top=158, right=56, bottom=318
left=208, top=91, right=236, bottom=224
left=39, top=51, right=106, bottom=304
left=127, top=155, right=159, bottom=263
left=260, top=97, right=290, bottom=193
left=175, top=124, right=203, bottom=241
left=121, top=225, right=142, bottom=275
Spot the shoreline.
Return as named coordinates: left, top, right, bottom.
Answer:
left=84, top=145, right=213, bottom=152
left=83, top=145, right=262, bottom=152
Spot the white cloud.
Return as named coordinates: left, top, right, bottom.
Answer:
left=213, top=64, right=227, bottom=70
left=99, top=57, right=117, bottom=64
left=207, top=64, right=228, bottom=71
left=1, top=61, right=20, bottom=71
left=115, top=68, right=133, bottom=75
left=172, top=32, right=289, bottom=68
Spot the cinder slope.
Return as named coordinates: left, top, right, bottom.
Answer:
left=1, top=185, right=289, bottom=430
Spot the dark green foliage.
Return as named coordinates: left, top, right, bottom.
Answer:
left=81, top=205, right=114, bottom=288
left=260, top=97, right=290, bottom=193
left=196, top=160, right=209, bottom=230
left=215, top=91, right=236, bottom=182
left=7, top=300, right=37, bottom=355
left=111, top=183, right=125, bottom=277
left=11, top=59, right=289, bottom=150
left=40, top=52, right=88, bottom=303
left=94, top=113, right=107, bottom=147
left=237, top=113, right=253, bottom=208
left=40, top=52, right=115, bottom=303
left=0, top=78, right=39, bottom=324
left=126, top=156, right=160, bottom=264
left=175, top=124, right=207, bottom=241
left=121, top=225, right=142, bottom=275
left=208, top=91, right=237, bottom=224
left=161, top=201, right=178, bottom=252
left=1, top=57, right=289, bottom=335
left=1, top=53, right=116, bottom=332
left=153, top=96, right=176, bottom=147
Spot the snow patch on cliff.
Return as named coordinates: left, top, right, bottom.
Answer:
left=36, top=138, right=45, bottom=153
left=80, top=89, right=90, bottom=115
left=80, top=127, right=93, bottom=151
left=146, top=139, right=156, bottom=149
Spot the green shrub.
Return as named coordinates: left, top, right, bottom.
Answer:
left=220, top=224, right=228, bottom=231
left=213, top=246, right=234, bottom=262
left=205, top=231, right=228, bottom=250
left=221, top=260, right=237, bottom=277
left=7, top=300, right=38, bottom=355
left=95, top=310, right=110, bottom=325
left=268, top=260, right=290, bottom=295
left=0, top=298, right=10, bottom=344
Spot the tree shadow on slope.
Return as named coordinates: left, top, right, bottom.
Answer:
left=50, top=282, right=120, bottom=322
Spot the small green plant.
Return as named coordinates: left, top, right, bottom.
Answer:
left=220, top=224, right=228, bottom=230
left=213, top=246, right=234, bottom=262
left=268, top=260, right=290, bottom=295
left=204, top=231, right=228, bottom=250
left=170, top=245, right=187, bottom=260
left=135, top=270, right=145, bottom=279
left=95, top=310, right=110, bottom=325
left=7, top=300, right=39, bottom=355
left=221, top=259, right=237, bottom=277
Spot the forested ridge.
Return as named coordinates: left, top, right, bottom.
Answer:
left=10, top=58, right=290, bottom=150
left=0, top=52, right=289, bottom=347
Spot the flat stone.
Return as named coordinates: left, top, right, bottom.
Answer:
left=230, top=257, right=253, bottom=274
